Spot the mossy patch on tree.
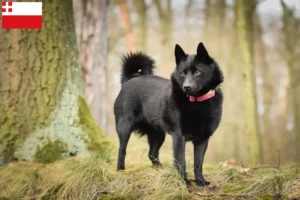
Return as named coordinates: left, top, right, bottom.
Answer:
left=34, top=140, right=67, bottom=163
left=78, top=96, right=115, bottom=161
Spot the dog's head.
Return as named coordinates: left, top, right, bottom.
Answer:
left=171, top=42, right=224, bottom=96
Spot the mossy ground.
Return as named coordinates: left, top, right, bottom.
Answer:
left=0, top=136, right=299, bottom=200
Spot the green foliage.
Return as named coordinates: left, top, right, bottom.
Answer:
left=78, top=96, right=115, bottom=161
left=34, top=140, right=67, bottom=163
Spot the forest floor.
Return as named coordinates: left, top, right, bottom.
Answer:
left=0, top=136, right=299, bottom=200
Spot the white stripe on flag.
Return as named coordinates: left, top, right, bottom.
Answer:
left=2, top=2, right=42, bottom=16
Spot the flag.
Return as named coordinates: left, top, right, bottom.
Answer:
left=2, top=2, right=42, bottom=29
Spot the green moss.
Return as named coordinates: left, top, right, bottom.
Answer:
left=34, top=140, right=67, bottom=163
left=221, top=184, right=244, bottom=194
left=100, top=194, right=129, bottom=200
left=78, top=96, right=115, bottom=161
left=256, top=194, right=288, bottom=200
left=256, top=194, right=273, bottom=200
left=0, top=197, right=10, bottom=200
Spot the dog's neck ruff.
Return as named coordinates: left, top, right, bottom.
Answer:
left=188, top=90, right=215, bottom=102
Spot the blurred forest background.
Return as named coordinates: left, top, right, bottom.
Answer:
left=73, top=0, right=300, bottom=166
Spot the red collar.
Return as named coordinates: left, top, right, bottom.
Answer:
left=187, top=90, right=215, bottom=102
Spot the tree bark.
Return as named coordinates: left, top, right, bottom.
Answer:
left=78, top=0, right=110, bottom=132
left=0, top=0, right=113, bottom=165
left=236, top=0, right=262, bottom=165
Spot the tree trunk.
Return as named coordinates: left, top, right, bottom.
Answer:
left=134, top=0, right=147, bottom=52
left=78, top=0, right=110, bottom=132
left=0, top=0, right=113, bottom=165
left=280, top=0, right=300, bottom=161
left=154, top=0, right=173, bottom=50
left=203, top=0, right=212, bottom=42
left=184, top=0, right=193, bottom=46
left=215, top=0, right=226, bottom=59
left=254, top=12, right=271, bottom=163
left=117, top=0, right=136, bottom=52
left=204, top=0, right=211, bottom=31
left=236, top=0, right=262, bottom=165
left=154, top=0, right=173, bottom=78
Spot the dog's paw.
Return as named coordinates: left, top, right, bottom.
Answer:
left=195, top=179, right=210, bottom=187
left=117, top=166, right=125, bottom=171
left=152, top=161, right=163, bottom=168
left=184, top=178, right=191, bottom=186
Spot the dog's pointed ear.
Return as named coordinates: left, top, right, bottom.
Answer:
left=175, top=44, right=186, bottom=65
left=197, top=42, right=209, bottom=58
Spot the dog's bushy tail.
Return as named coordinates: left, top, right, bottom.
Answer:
left=120, top=52, right=155, bottom=84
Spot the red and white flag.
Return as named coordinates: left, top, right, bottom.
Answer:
left=2, top=2, right=42, bottom=29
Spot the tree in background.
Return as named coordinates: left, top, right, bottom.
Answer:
left=236, top=0, right=262, bottom=165
left=76, top=0, right=110, bottom=132
left=254, top=10, right=273, bottom=163
left=204, top=0, right=212, bottom=33
left=117, top=0, right=136, bottom=51
left=153, top=0, right=173, bottom=78
left=154, top=0, right=173, bottom=49
left=184, top=0, right=193, bottom=46
left=0, top=0, right=113, bottom=165
left=134, top=0, right=147, bottom=52
left=215, top=0, right=226, bottom=59
left=280, top=0, right=300, bottom=161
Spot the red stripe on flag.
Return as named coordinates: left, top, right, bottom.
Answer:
left=2, top=16, right=42, bottom=29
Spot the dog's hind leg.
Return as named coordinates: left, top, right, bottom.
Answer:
left=116, top=119, right=132, bottom=171
left=147, top=131, right=166, bottom=167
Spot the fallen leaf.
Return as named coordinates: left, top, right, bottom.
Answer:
left=196, top=189, right=209, bottom=196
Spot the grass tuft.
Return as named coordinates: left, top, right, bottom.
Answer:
left=0, top=157, right=191, bottom=200
left=209, top=165, right=246, bottom=185
left=0, top=147, right=299, bottom=200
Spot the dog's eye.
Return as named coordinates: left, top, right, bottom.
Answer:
left=180, top=72, right=186, bottom=77
left=194, top=71, right=201, bottom=76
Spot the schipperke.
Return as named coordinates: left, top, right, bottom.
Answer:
left=114, top=42, right=224, bottom=186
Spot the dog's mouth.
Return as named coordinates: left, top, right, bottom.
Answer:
left=185, top=91, right=197, bottom=96
left=183, top=87, right=202, bottom=96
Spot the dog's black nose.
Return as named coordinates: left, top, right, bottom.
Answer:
left=184, top=86, right=191, bottom=91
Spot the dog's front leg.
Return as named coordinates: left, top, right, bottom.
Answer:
left=172, top=134, right=189, bottom=185
left=193, top=138, right=210, bottom=186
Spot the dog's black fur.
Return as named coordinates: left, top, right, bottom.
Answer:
left=114, top=43, right=224, bottom=186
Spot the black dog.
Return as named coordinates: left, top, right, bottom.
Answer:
left=114, top=42, right=224, bottom=186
